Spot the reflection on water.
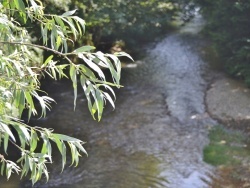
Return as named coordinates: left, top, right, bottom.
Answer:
left=0, top=15, right=216, bottom=188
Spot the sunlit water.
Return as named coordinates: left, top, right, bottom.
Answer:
left=0, top=15, right=217, bottom=188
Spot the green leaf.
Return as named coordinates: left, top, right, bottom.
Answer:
left=114, top=51, right=134, bottom=61
left=4, top=133, right=9, bottom=154
left=42, top=55, right=54, bottom=68
left=74, top=142, right=88, bottom=156
left=30, top=129, right=38, bottom=152
left=19, top=125, right=30, bottom=141
left=78, top=54, right=105, bottom=80
left=70, top=64, right=77, bottom=109
left=18, top=91, right=25, bottom=116
left=14, top=0, right=27, bottom=23
left=61, top=17, right=78, bottom=39
left=103, top=92, right=115, bottom=109
left=13, top=124, right=30, bottom=142
left=106, top=54, right=121, bottom=85
left=79, top=64, right=97, bottom=80
left=95, top=90, right=104, bottom=121
left=53, top=134, right=82, bottom=142
left=61, top=9, right=77, bottom=17
left=68, top=142, right=78, bottom=166
left=61, top=142, right=66, bottom=171
left=1, top=161, right=5, bottom=176
left=54, top=16, right=65, bottom=29
left=0, top=122, right=15, bottom=142
left=73, top=46, right=95, bottom=53
left=6, top=163, right=12, bottom=180
left=72, top=16, right=85, bottom=34
left=43, top=166, right=49, bottom=182
left=24, top=91, right=35, bottom=120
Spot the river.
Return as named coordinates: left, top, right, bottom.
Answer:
left=1, top=15, right=217, bottom=188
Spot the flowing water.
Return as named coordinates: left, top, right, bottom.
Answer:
left=1, top=15, right=217, bottom=188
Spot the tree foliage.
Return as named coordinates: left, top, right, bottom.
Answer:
left=0, top=0, right=131, bottom=184
left=196, top=0, right=250, bottom=85
left=43, top=0, right=191, bottom=56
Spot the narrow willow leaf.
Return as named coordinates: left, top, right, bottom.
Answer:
left=74, top=19, right=82, bottom=36
left=41, top=139, right=48, bottom=154
left=78, top=54, right=105, bottom=80
left=50, top=27, right=56, bottom=50
left=0, top=133, right=2, bottom=146
left=80, top=75, right=86, bottom=87
left=74, top=151, right=79, bottom=167
left=16, top=155, right=24, bottom=164
left=52, top=135, right=67, bottom=170
left=103, top=92, right=115, bottom=109
left=79, top=64, right=96, bottom=80
left=40, top=147, right=48, bottom=158
left=6, top=163, right=12, bottom=180
left=61, top=142, right=66, bottom=171
left=99, top=84, right=116, bottom=99
left=68, top=142, right=77, bottom=166
left=18, top=91, right=25, bottom=116
left=103, top=58, right=119, bottom=85
left=56, top=64, right=69, bottom=79
left=0, top=122, right=15, bottom=142
left=84, top=85, right=94, bottom=119
left=20, top=166, right=27, bottom=179
left=42, top=25, right=48, bottom=45
left=51, top=66, right=57, bottom=80
left=24, top=91, right=35, bottom=120
left=53, top=134, right=82, bottom=142
left=114, top=51, right=134, bottom=61
left=54, top=16, right=65, bottom=29
left=13, top=126, right=26, bottom=148
left=61, top=17, right=77, bottom=39
left=74, top=142, right=88, bottom=156
left=72, top=16, right=85, bottom=33
left=18, top=125, right=30, bottom=142
left=35, top=164, right=43, bottom=182
left=95, top=90, right=104, bottom=121
left=91, top=102, right=97, bottom=115
left=43, top=166, right=49, bottom=182
left=1, top=161, right=5, bottom=176
left=14, top=0, right=27, bottom=23
left=63, top=39, right=68, bottom=53
left=42, top=55, right=54, bottom=68
left=30, top=129, right=38, bottom=152
left=31, top=163, right=37, bottom=185
left=3, top=133, right=9, bottom=154
left=106, top=54, right=121, bottom=85
left=73, top=46, right=95, bottom=53
left=61, top=9, right=77, bottom=17
left=24, top=155, right=30, bottom=176
left=56, top=35, right=62, bottom=49
left=69, top=65, right=77, bottom=109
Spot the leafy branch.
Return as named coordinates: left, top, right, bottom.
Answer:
left=0, top=0, right=132, bottom=185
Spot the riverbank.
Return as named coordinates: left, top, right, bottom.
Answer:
left=205, top=76, right=250, bottom=187
left=206, top=76, right=250, bottom=132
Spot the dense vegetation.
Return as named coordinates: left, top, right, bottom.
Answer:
left=44, top=0, right=196, bottom=57
left=196, top=0, right=250, bottom=85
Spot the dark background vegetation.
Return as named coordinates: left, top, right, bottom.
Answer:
left=196, top=0, right=250, bottom=85
left=42, top=0, right=195, bottom=58
left=42, top=0, right=250, bottom=85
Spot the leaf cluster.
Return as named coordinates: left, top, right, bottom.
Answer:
left=0, top=0, right=132, bottom=184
